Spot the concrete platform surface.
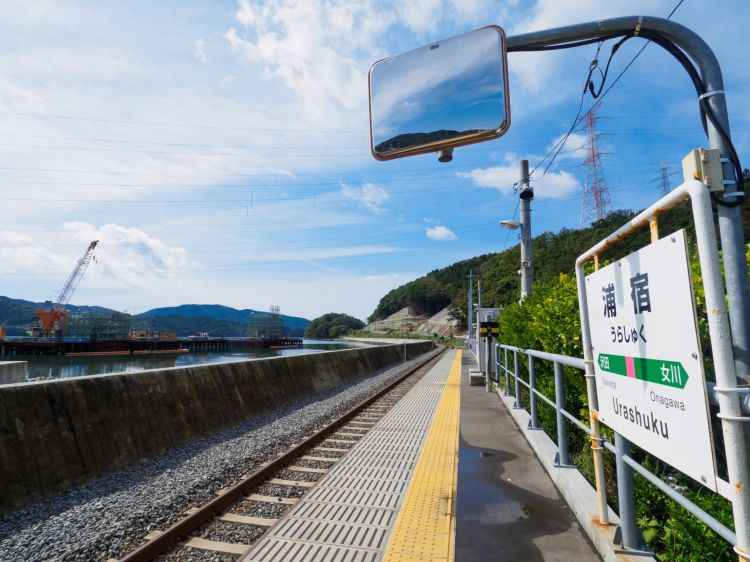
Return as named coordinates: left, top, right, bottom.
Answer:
left=455, top=352, right=601, bottom=561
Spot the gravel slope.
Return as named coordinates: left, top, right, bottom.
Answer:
left=0, top=349, right=439, bottom=562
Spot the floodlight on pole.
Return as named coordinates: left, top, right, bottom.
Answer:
left=498, top=219, right=520, bottom=230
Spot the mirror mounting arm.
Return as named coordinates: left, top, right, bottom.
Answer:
left=438, top=148, right=453, bottom=163
left=506, top=17, right=724, bottom=126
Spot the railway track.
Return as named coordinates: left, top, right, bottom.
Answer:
left=116, top=346, right=448, bottom=562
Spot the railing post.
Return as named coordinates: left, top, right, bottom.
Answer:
left=505, top=349, right=518, bottom=396
left=485, top=341, right=494, bottom=393
left=492, top=342, right=500, bottom=384
left=614, top=433, right=651, bottom=554
left=493, top=342, right=500, bottom=383
left=506, top=349, right=509, bottom=396
left=513, top=349, right=522, bottom=409
left=554, top=362, right=574, bottom=467
left=528, top=355, right=540, bottom=429
left=503, top=350, right=516, bottom=396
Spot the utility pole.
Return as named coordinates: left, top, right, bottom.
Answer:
left=477, top=278, right=482, bottom=308
left=467, top=270, right=474, bottom=341
left=519, top=160, right=534, bottom=301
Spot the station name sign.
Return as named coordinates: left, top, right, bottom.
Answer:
left=585, top=229, right=717, bottom=490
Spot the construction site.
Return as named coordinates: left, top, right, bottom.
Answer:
left=1, top=242, right=301, bottom=357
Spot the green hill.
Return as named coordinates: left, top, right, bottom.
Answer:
left=369, top=178, right=750, bottom=324
left=305, top=313, right=364, bottom=339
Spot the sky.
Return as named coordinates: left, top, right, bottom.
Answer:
left=0, top=0, right=748, bottom=322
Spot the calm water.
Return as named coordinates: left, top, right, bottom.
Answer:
left=22, top=339, right=355, bottom=379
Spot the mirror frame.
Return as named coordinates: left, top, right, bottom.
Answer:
left=368, top=25, right=511, bottom=162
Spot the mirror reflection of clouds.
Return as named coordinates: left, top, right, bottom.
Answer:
left=371, top=27, right=507, bottom=145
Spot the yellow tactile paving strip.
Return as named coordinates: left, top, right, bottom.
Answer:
left=382, top=350, right=462, bottom=562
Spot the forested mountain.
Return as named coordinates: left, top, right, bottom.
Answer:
left=0, top=296, right=118, bottom=335
left=369, top=179, right=750, bottom=324
left=0, top=299, right=309, bottom=338
left=139, top=304, right=309, bottom=332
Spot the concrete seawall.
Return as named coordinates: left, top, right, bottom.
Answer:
left=0, top=361, right=27, bottom=385
left=0, top=341, right=434, bottom=515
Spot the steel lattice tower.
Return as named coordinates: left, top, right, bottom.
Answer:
left=579, top=107, right=611, bottom=227
left=659, top=160, right=672, bottom=197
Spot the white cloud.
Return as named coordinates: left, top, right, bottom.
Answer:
left=458, top=128, right=585, bottom=199
left=225, top=0, right=382, bottom=123
left=547, top=132, right=588, bottom=160
left=447, top=0, right=496, bottom=25
left=341, top=182, right=389, bottom=213
left=0, top=225, right=192, bottom=304
left=459, top=165, right=580, bottom=199
left=0, top=231, right=66, bottom=276
left=194, top=38, right=207, bottom=62
left=426, top=225, right=457, bottom=240
left=399, top=0, right=443, bottom=35
left=63, top=222, right=191, bottom=289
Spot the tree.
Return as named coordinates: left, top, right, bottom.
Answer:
left=447, top=288, right=468, bottom=331
left=304, top=313, right=364, bottom=339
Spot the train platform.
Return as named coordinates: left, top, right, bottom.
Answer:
left=240, top=348, right=600, bottom=561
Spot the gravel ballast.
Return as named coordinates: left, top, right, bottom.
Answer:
left=234, top=500, right=289, bottom=519
left=0, top=349, right=440, bottom=562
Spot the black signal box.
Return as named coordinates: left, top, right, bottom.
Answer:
left=479, top=321, right=499, bottom=339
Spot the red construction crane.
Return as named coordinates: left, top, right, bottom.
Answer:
left=35, top=240, right=99, bottom=337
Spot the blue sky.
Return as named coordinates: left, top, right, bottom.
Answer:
left=0, top=0, right=748, bottom=321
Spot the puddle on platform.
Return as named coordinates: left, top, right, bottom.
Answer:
left=457, top=442, right=531, bottom=525
left=455, top=421, right=597, bottom=560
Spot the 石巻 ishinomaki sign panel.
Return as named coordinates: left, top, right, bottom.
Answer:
left=585, top=229, right=717, bottom=490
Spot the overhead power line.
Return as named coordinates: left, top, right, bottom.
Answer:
left=526, top=0, right=687, bottom=181
left=0, top=110, right=364, bottom=134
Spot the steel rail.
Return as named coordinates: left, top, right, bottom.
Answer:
left=119, top=345, right=447, bottom=562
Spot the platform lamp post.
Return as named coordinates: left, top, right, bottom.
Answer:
left=467, top=270, right=474, bottom=345
left=500, top=160, right=534, bottom=303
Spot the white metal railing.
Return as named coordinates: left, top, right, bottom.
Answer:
left=493, top=342, right=738, bottom=548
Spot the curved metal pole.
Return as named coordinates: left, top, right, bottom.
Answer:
left=508, top=14, right=750, bottom=391
left=511, top=18, right=749, bottom=552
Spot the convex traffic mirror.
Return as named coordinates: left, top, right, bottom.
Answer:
left=368, top=25, right=511, bottom=163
